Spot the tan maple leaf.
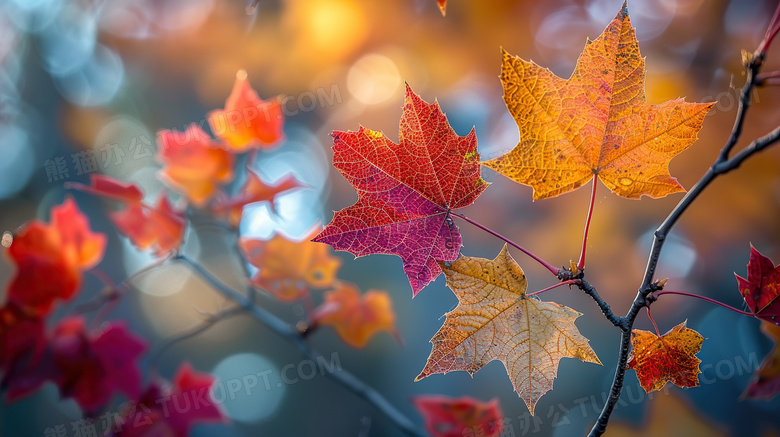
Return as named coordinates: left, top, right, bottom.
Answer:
left=415, top=245, right=601, bottom=414
left=482, top=4, right=714, bottom=200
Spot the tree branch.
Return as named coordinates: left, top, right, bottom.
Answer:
left=175, top=255, right=426, bottom=437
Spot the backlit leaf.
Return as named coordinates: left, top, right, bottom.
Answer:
left=314, top=84, right=488, bottom=295
left=735, top=245, right=780, bottom=326
left=240, top=226, right=342, bottom=302
left=207, top=69, right=284, bottom=151
left=628, top=321, right=704, bottom=393
left=482, top=4, right=714, bottom=200
left=157, top=124, right=235, bottom=207
left=311, top=282, right=398, bottom=348
left=211, top=169, right=304, bottom=227
left=415, top=245, right=601, bottom=414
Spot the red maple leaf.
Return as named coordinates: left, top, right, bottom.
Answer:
left=69, top=175, right=186, bottom=256
left=114, top=362, right=224, bottom=437
left=736, top=245, right=780, bottom=326
left=313, top=84, right=488, bottom=295
left=6, top=197, right=106, bottom=315
left=48, top=317, right=146, bottom=412
left=413, top=395, right=503, bottom=437
left=0, top=303, right=47, bottom=401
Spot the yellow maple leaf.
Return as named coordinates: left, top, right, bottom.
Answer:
left=415, top=245, right=601, bottom=415
left=482, top=3, right=715, bottom=200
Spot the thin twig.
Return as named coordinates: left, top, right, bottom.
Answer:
left=450, top=212, right=559, bottom=275
left=576, top=278, right=623, bottom=328
left=654, top=290, right=755, bottom=317
left=176, top=255, right=426, bottom=437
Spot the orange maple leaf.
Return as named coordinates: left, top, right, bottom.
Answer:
left=482, top=4, right=714, bottom=200
left=68, top=175, right=186, bottom=256
left=6, top=197, right=106, bottom=315
left=208, top=69, right=284, bottom=151
left=415, top=245, right=601, bottom=414
left=743, top=320, right=780, bottom=400
left=311, top=282, right=399, bottom=348
left=211, top=169, right=304, bottom=227
left=157, top=124, right=235, bottom=207
left=628, top=320, right=704, bottom=393
left=239, top=226, right=342, bottom=302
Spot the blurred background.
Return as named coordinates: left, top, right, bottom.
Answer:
left=1, top=0, right=780, bottom=436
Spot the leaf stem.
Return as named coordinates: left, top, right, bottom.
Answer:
left=176, top=255, right=426, bottom=437
left=645, top=307, right=660, bottom=336
left=654, top=290, right=754, bottom=317
left=450, top=212, right=559, bottom=276
left=526, top=280, right=578, bottom=297
left=577, top=175, right=598, bottom=271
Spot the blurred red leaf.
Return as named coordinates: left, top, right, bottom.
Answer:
left=6, top=197, right=105, bottom=315
left=48, top=317, right=146, bottom=412
left=208, top=69, right=284, bottom=151
left=157, top=124, right=235, bottom=207
left=437, top=0, right=447, bottom=16
left=70, top=175, right=185, bottom=256
left=0, top=303, right=47, bottom=402
left=211, top=169, right=304, bottom=226
left=413, top=395, right=503, bottom=437
left=240, top=226, right=342, bottom=302
left=735, top=245, right=780, bottom=326
left=743, top=320, right=780, bottom=400
left=115, top=362, right=224, bottom=437
left=311, top=282, right=398, bottom=348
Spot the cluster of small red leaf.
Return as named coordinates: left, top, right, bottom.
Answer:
left=1, top=69, right=414, bottom=436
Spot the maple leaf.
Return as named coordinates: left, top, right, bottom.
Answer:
left=437, top=0, right=447, bottom=16
left=627, top=320, right=704, bottom=393
left=48, top=317, right=146, bottom=412
left=607, top=393, right=727, bottom=437
left=208, top=69, right=284, bottom=151
left=743, top=320, right=780, bottom=400
left=157, top=124, right=235, bottom=207
left=240, top=226, right=342, bottom=302
left=0, top=303, right=47, bottom=402
left=314, top=84, right=488, bottom=295
left=6, top=197, right=106, bottom=315
left=415, top=245, right=601, bottom=414
left=115, top=362, right=224, bottom=437
left=311, top=282, right=399, bottom=348
left=69, top=174, right=186, bottom=256
left=211, top=169, right=304, bottom=226
left=413, top=395, right=503, bottom=437
left=482, top=4, right=715, bottom=200
left=735, top=245, right=780, bottom=326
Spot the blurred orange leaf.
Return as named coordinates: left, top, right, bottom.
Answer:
left=437, top=0, right=447, bottom=16
left=69, top=175, right=185, bottom=256
left=413, top=395, right=503, bottom=437
left=482, top=4, right=714, bottom=200
left=239, top=227, right=342, bottom=302
left=311, top=282, right=398, bottom=348
left=157, top=124, right=235, bottom=207
left=208, top=69, right=284, bottom=151
left=415, top=245, right=601, bottom=414
left=743, top=320, right=780, bottom=400
left=211, top=169, right=304, bottom=226
left=607, top=393, right=727, bottom=437
left=6, top=198, right=105, bottom=315
left=628, top=321, right=704, bottom=393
